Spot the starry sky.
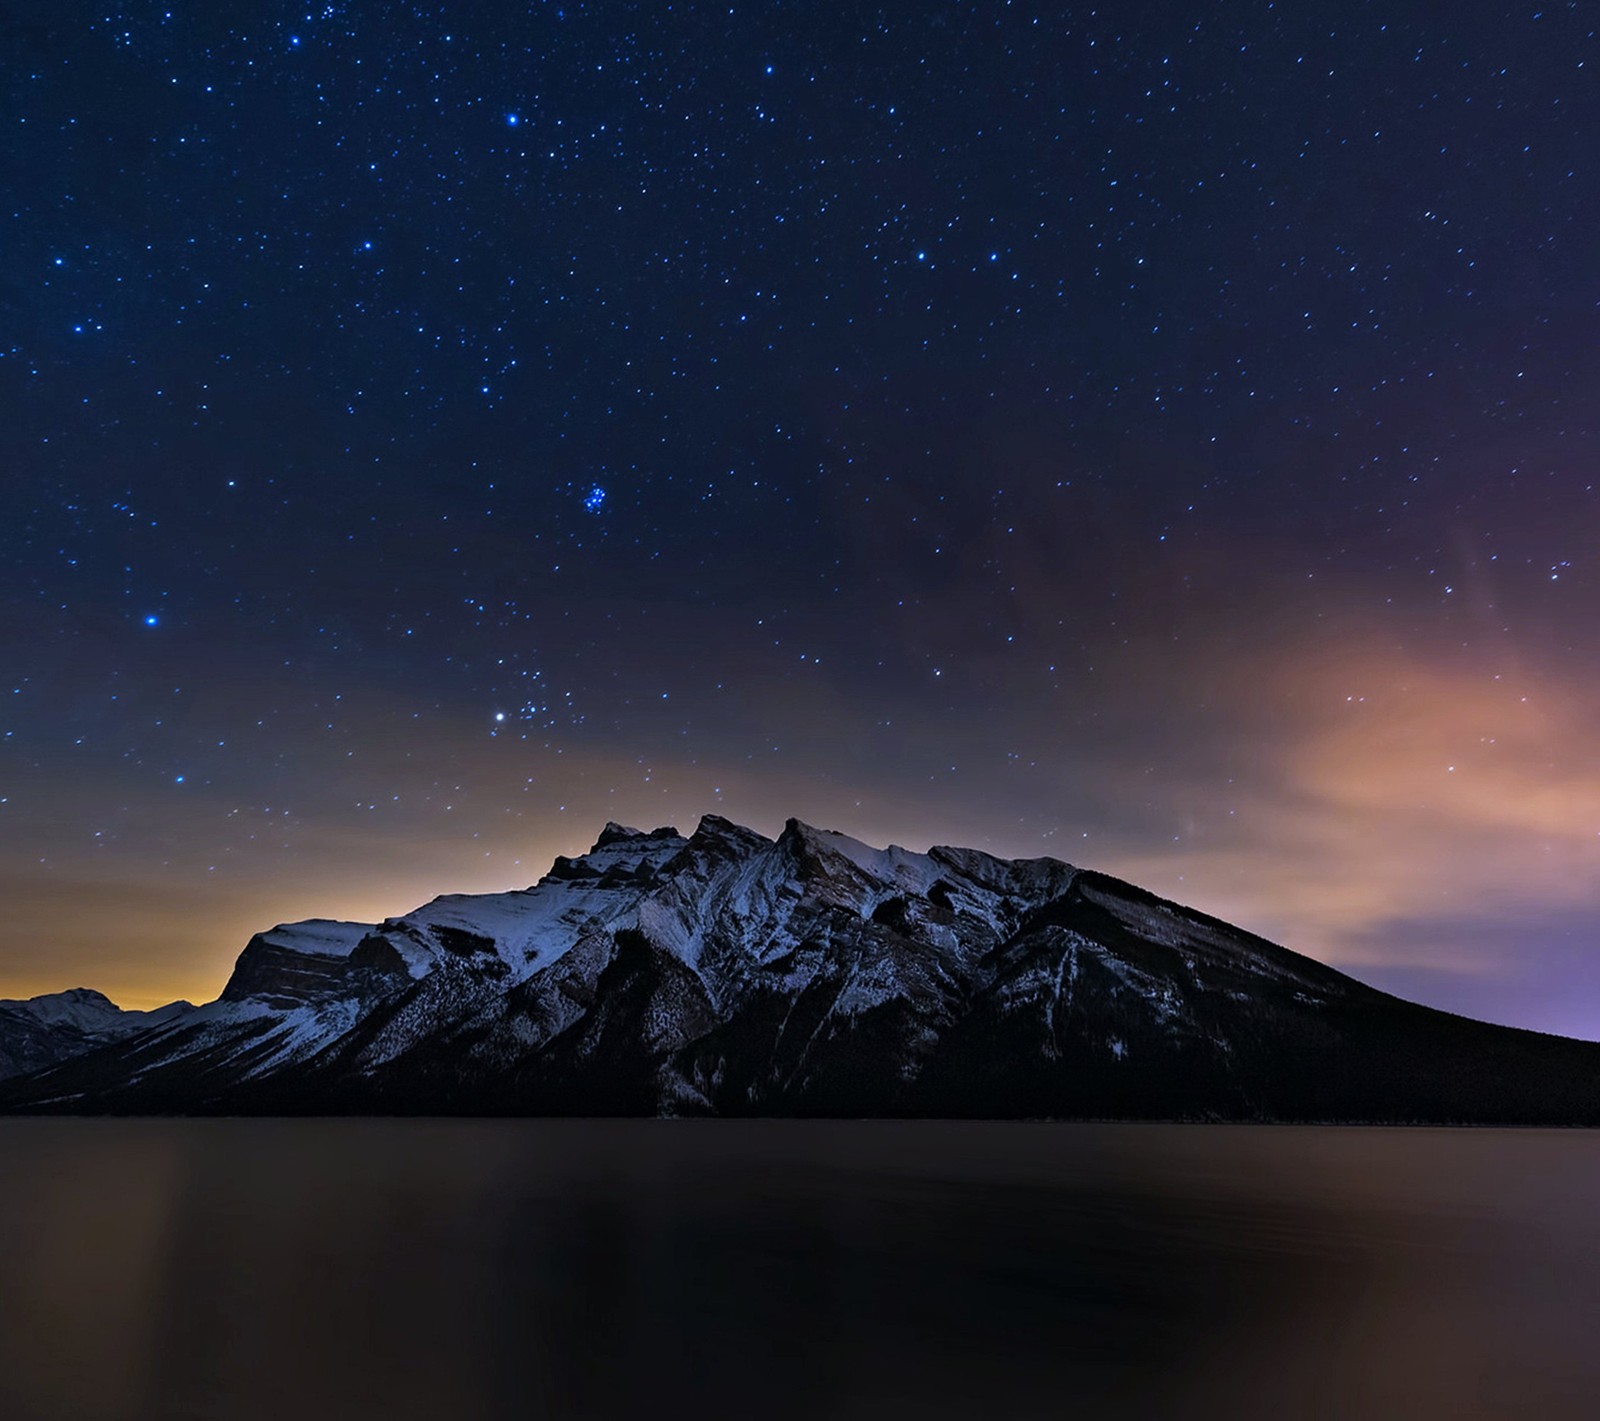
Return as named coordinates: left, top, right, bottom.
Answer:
left=4, top=2, right=1598, bottom=1037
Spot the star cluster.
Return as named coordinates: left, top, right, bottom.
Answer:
left=3, top=3, right=1598, bottom=1035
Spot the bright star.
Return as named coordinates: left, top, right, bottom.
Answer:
left=144, top=614, right=160, bottom=627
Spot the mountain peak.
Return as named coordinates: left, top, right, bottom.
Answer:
left=689, top=813, right=771, bottom=853
left=778, top=816, right=842, bottom=854
left=593, top=821, right=645, bottom=849
left=592, top=821, right=681, bottom=851
left=0, top=986, right=118, bottom=1013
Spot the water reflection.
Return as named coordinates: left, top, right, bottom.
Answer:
left=0, top=1121, right=1596, bottom=1419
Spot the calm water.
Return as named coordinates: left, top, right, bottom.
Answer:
left=0, top=1121, right=1596, bottom=1420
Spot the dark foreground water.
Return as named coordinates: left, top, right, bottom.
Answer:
left=1, top=1122, right=1597, bottom=1420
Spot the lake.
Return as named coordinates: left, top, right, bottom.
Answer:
left=0, top=1120, right=1595, bottom=1419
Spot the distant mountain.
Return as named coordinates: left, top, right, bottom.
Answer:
left=0, top=989, right=192, bottom=1082
left=3, top=816, right=1598, bottom=1121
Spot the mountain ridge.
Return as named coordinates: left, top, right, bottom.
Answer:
left=2, top=814, right=1597, bottom=1122
left=0, top=988, right=194, bottom=1083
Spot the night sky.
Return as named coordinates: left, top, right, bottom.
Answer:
left=4, top=3, right=1598, bottom=1037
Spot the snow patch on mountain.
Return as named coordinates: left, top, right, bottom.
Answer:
left=254, top=920, right=370, bottom=958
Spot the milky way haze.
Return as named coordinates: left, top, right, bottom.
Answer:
left=3, top=3, right=1598, bottom=1037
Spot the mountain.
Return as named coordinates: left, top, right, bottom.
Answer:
left=2, top=815, right=1597, bottom=1120
left=0, top=989, right=193, bottom=1082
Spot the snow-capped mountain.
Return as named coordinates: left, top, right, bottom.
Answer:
left=3, top=815, right=1598, bottom=1121
left=0, top=988, right=193, bottom=1082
